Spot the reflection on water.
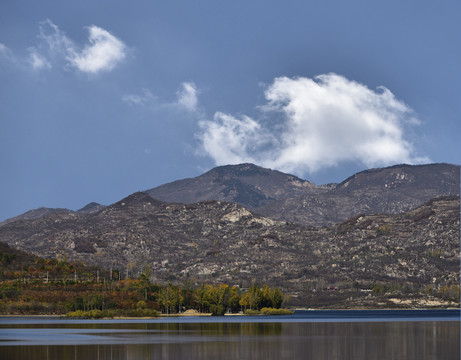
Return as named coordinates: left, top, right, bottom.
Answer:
left=0, top=317, right=459, bottom=360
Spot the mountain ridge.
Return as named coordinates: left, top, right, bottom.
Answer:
left=2, top=162, right=459, bottom=227
left=146, top=162, right=460, bottom=225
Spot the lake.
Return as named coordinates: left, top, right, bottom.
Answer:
left=0, top=310, right=459, bottom=359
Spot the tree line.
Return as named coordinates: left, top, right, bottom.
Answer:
left=0, top=258, right=287, bottom=316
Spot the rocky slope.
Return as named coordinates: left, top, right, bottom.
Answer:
left=1, top=191, right=458, bottom=306
left=146, top=163, right=460, bottom=226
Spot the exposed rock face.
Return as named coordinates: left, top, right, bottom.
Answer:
left=0, top=191, right=458, bottom=306
left=146, top=163, right=460, bottom=226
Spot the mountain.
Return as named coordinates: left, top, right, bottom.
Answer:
left=146, top=163, right=460, bottom=225
left=146, top=163, right=323, bottom=208
left=0, top=207, right=73, bottom=228
left=0, top=190, right=458, bottom=307
left=1, top=162, right=459, bottom=307
left=0, top=203, right=106, bottom=228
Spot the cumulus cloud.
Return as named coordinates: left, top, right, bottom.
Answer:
left=177, top=82, right=198, bottom=111
left=68, top=26, right=126, bottom=73
left=198, top=73, right=428, bottom=175
left=32, top=19, right=127, bottom=74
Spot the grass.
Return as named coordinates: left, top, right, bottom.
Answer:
left=65, top=308, right=159, bottom=319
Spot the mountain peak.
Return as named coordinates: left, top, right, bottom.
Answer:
left=77, top=202, right=105, bottom=214
left=113, top=192, right=163, bottom=207
left=145, top=163, right=315, bottom=208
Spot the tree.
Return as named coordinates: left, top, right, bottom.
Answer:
left=271, top=288, right=283, bottom=308
left=195, top=285, right=206, bottom=313
left=261, top=284, right=273, bottom=308
left=138, top=265, right=151, bottom=283
left=246, top=285, right=262, bottom=310
left=158, top=284, right=183, bottom=314
left=227, top=286, right=240, bottom=312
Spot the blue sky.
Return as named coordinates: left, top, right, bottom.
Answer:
left=1, top=0, right=460, bottom=221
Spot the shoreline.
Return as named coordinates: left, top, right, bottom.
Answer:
left=1, top=307, right=459, bottom=319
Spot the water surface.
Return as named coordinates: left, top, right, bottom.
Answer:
left=0, top=310, right=459, bottom=360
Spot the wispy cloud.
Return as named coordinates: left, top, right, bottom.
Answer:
left=28, top=48, right=51, bottom=70
left=176, top=82, right=198, bottom=112
left=30, top=19, right=127, bottom=74
left=0, top=43, right=15, bottom=62
left=123, top=82, right=201, bottom=113
left=122, top=88, right=157, bottom=106
left=0, top=43, right=10, bottom=55
left=198, top=73, right=429, bottom=175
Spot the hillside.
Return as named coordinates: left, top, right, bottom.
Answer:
left=0, top=191, right=458, bottom=307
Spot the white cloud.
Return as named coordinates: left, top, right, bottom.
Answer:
left=200, top=112, right=273, bottom=164
left=177, top=82, right=198, bottom=111
left=69, top=26, right=126, bottom=73
left=198, top=73, right=428, bottom=175
left=33, top=19, right=127, bottom=74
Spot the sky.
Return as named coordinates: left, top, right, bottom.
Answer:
left=1, top=0, right=460, bottom=221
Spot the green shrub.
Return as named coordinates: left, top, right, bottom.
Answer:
left=260, top=307, right=294, bottom=315
left=65, top=308, right=158, bottom=319
left=244, top=309, right=261, bottom=315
